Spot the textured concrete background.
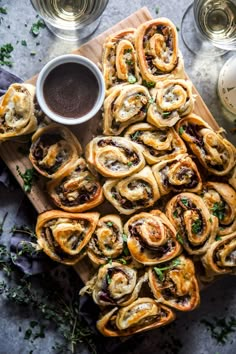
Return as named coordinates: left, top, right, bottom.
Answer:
left=0, top=0, right=236, bottom=353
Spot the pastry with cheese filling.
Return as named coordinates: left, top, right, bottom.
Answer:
left=35, top=210, right=99, bottom=265
left=0, top=83, right=37, bottom=141
left=29, top=124, right=82, bottom=179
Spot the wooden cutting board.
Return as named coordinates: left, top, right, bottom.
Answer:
left=0, top=7, right=221, bottom=283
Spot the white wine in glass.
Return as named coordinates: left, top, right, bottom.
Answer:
left=182, top=0, right=236, bottom=56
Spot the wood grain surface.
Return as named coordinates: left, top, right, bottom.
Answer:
left=0, top=7, right=221, bottom=283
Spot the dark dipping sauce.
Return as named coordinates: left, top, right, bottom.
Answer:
left=43, top=62, right=99, bottom=118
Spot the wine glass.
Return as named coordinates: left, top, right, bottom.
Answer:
left=181, top=0, right=236, bottom=57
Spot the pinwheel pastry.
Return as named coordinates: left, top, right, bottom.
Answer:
left=80, top=261, right=148, bottom=307
left=148, top=255, right=200, bottom=311
left=87, top=215, right=125, bottom=265
left=200, top=182, right=236, bottom=237
left=229, top=166, right=236, bottom=190
left=166, top=192, right=218, bottom=255
left=103, top=84, right=151, bottom=135
left=0, top=83, right=37, bottom=141
left=124, top=210, right=182, bottom=265
left=85, top=136, right=145, bottom=178
left=135, top=18, right=184, bottom=83
left=102, top=28, right=141, bottom=91
left=103, top=166, right=160, bottom=215
left=147, top=79, right=194, bottom=128
left=96, top=297, right=175, bottom=336
left=35, top=210, right=99, bottom=265
left=152, top=154, right=202, bottom=196
left=124, top=123, right=187, bottom=164
left=202, top=232, right=236, bottom=275
left=29, top=124, right=82, bottom=179
left=47, top=158, right=104, bottom=213
left=176, top=114, right=236, bottom=176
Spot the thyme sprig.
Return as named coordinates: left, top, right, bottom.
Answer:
left=201, top=316, right=236, bottom=344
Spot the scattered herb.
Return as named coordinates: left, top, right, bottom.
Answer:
left=0, top=43, right=14, bottom=67
left=106, top=221, right=113, bottom=227
left=200, top=316, right=236, bottom=344
left=124, top=48, right=132, bottom=54
left=149, top=97, right=155, bottom=104
left=215, top=235, right=222, bottom=241
left=117, top=258, right=127, bottom=264
left=125, top=59, right=133, bottom=65
left=21, top=40, right=27, bottom=46
left=127, top=161, right=133, bottom=167
left=30, top=51, right=36, bottom=56
left=106, top=274, right=112, bottom=285
left=16, top=166, right=38, bottom=193
left=191, top=219, right=202, bottom=234
left=181, top=198, right=189, bottom=207
left=173, top=210, right=178, bottom=218
left=162, top=111, right=172, bottom=118
left=179, top=126, right=185, bottom=135
left=142, top=80, right=155, bottom=88
left=122, top=233, right=128, bottom=242
left=176, top=26, right=180, bottom=32
left=31, top=19, right=45, bottom=36
left=0, top=212, right=8, bottom=236
left=155, top=6, right=159, bottom=14
left=131, top=131, right=140, bottom=140
left=154, top=258, right=181, bottom=282
left=209, top=217, right=213, bottom=223
left=24, top=328, right=32, bottom=340
left=128, top=74, right=137, bottom=84
left=0, top=7, right=7, bottom=14
left=108, top=258, right=112, bottom=265
left=211, top=202, right=225, bottom=221
left=176, top=233, right=184, bottom=245
left=11, top=224, right=37, bottom=239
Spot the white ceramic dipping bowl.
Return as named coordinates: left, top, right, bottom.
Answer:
left=36, top=54, right=105, bottom=125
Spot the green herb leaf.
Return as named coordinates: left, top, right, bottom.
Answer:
left=131, top=131, right=141, bottom=141
left=142, top=80, right=155, bottom=88
left=191, top=219, right=202, bottom=234
left=179, top=126, right=185, bottom=135
left=173, top=210, right=178, bottom=218
left=154, top=258, right=182, bottom=282
left=211, top=202, right=225, bottom=221
left=149, top=97, right=155, bottom=104
left=108, top=258, right=112, bottom=264
left=155, top=6, right=159, bottom=14
left=127, top=161, right=133, bottom=167
left=124, top=48, right=132, bottom=54
left=24, top=328, right=32, bottom=340
left=122, top=233, right=128, bottom=242
left=0, top=43, right=14, bottom=67
left=106, top=221, right=113, bottom=227
left=176, top=26, right=180, bottom=32
left=209, top=217, right=213, bottom=223
left=0, top=7, right=7, bottom=14
left=16, top=166, right=38, bottom=193
left=21, top=40, right=27, bottom=46
left=215, top=235, right=222, bottom=241
left=125, top=59, right=133, bottom=65
left=0, top=212, right=8, bottom=236
left=200, top=316, right=236, bottom=344
left=30, top=51, right=36, bottom=56
left=106, top=274, right=112, bottom=285
left=128, top=74, right=137, bottom=84
left=181, top=198, right=189, bottom=207
left=117, top=258, right=127, bottom=264
left=176, top=233, right=184, bottom=245
left=30, top=19, right=45, bottom=37
left=162, top=111, right=172, bottom=118
left=154, top=267, right=164, bottom=282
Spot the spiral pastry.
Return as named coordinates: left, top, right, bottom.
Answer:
left=152, top=154, right=202, bottom=196
left=166, top=193, right=218, bottom=255
left=96, top=297, right=175, bottom=336
left=147, top=79, right=194, bottom=128
left=103, top=84, right=151, bottom=135
left=135, top=18, right=184, bottom=83
left=35, top=210, right=99, bottom=265
left=0, top=83, right=37, bottom=141
left=229, top=166, right=236, bottom=190
left=29, top=124, right=82, bottom=179
left=124, top=123, right=187, bottom=165
left=102, top=28, right=141, bottom=91
left=85, top=136, right=145, bottom=178
left=124, top=210, right=182, bottom=265
left=81, top=262, right=147, bottom=307
left=87, top=215, right=124, bottom=265
left=202, top=232, right=236, bottom=275
left=200, top=182, right=236, bottom=237
left=148, top=255, right=200, bottom=311
left=47, top=158, right=104, bottom=213
left=176, top=114, right=236, bottom=176
left=103, top=166, right=160, bottom=215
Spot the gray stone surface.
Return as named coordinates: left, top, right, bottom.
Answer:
left=0, top=0, right=236, bottom=353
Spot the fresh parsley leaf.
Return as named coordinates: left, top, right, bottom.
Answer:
left=117, top=258, right=127, bottom=264
left=0, top=7, right=7, bottom=14
left=21, top=40, right=27, bottom=46
left=191, top=219, right=202, bottom=234
left=106, top=221, right=113, bottom=227
left=179, top=126, right=185, bottom=135
left=149, top=97, right=155, bottom=104
left=176, top=233, right=184, bottom=245
left=16, top=166, right=38, bottom=193
left=215, top=235, right=222, bottom=241
left=127, top=161, right=133, bottom=167
left=162, top=111, right=172, bottom=118
left=155, top=6, right=159, bottom=14
left=122, top=233, right=128, bottom=242
left=131, top=131, right=141, bottom=141
left=125, top=59, right=133, bottom=65
left=181, top=198, right=189, bottom=207
left=0, top=43, right=14, bottom=67
left=128, top=74, right=137, bottom=84
left=106, top=274, right=112, bottom=285
left=142, top=80, right=155, bottom=88
left=173, top=210, right=178, bottom=218
left=124, top=48, right=132, bottom=54
left=176, top=26, right=180, bottom=32
left=211, top=202, right=225, bottom=221
left=30, top=51, right=36, bottom=56
left=154, top=258, right=182, bottom=282
left=30, top=19, right=45, bottom=37
left=154, top=267, right=164, bottom=281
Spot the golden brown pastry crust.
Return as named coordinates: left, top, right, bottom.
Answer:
left=29, top=124, right=82, bottom=179
left=103, top=84, right=151, bottom=135
left=0, top=83, right=37, bottom=141
left=147, top=79, right=193, bottom=128
left=135, top=18, right=184, bottom=83
left=36, top=210, right=99, bottom=265
left=47, top=158, right=104, bottom=213
left=103, top=166, right=160, bottom=215
left=229, top=166, right=236, bottom=190
left=87, top=215, right=124, bottom=265
left=85, top=136, right=145, bottom=178
left=202, top=232, right=236, bottom=275
left=96, top=297, right=175, bottom=336
left=124, top=210, right=182, bottom=265
left=148, top=255, right=200, bottom=311
left=166, top=192, right=218, bottom=255
left=200, top=182, right=236, bottom=236
left=102, top=28, right=141, bottom=91
left=124, top=123, right=187, bottom=164
left=176, top=114, right=236, bottom=176
left=152, top=154, right=202, bottom=196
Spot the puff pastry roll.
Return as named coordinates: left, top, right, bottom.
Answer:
left=200, top=182, right=236, bottom=237
left=147, top=79, right=194, bottom=128
left=135, top=18, right=184, bottom=83
left=87, top=215, right=125, bottom=265
left=0, top=83, right=37, bottom=141
left=29, top=124, right=82, bottom=179
left=152, top=154, right=202, bottom=196
left=148, top=255, right=200, bottom=311
left=80, top=262, right=147, bottom=307
left=103, top=84, right=151, bottom=135
left=124, top=123, right=187, bottom=164
left=103, top=166, right=160, bottom=215
left=229, top=166, right=236, bottom=190
left=166, top=193, right=218, bottom=255
left=47, top=158, right=104, bottom=213
left=124, top=210, right=182, bottom=265
left=97, top=297, right=175, bottom=336
left=202, top=232, right=236, bottom=275
left=176, top=114, right=236, bottom=176
left=85, top=136, right=145, bottom=178
left=102, top=28, right=141, bottom=91
left=35, top=210, right=99, bottom=265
